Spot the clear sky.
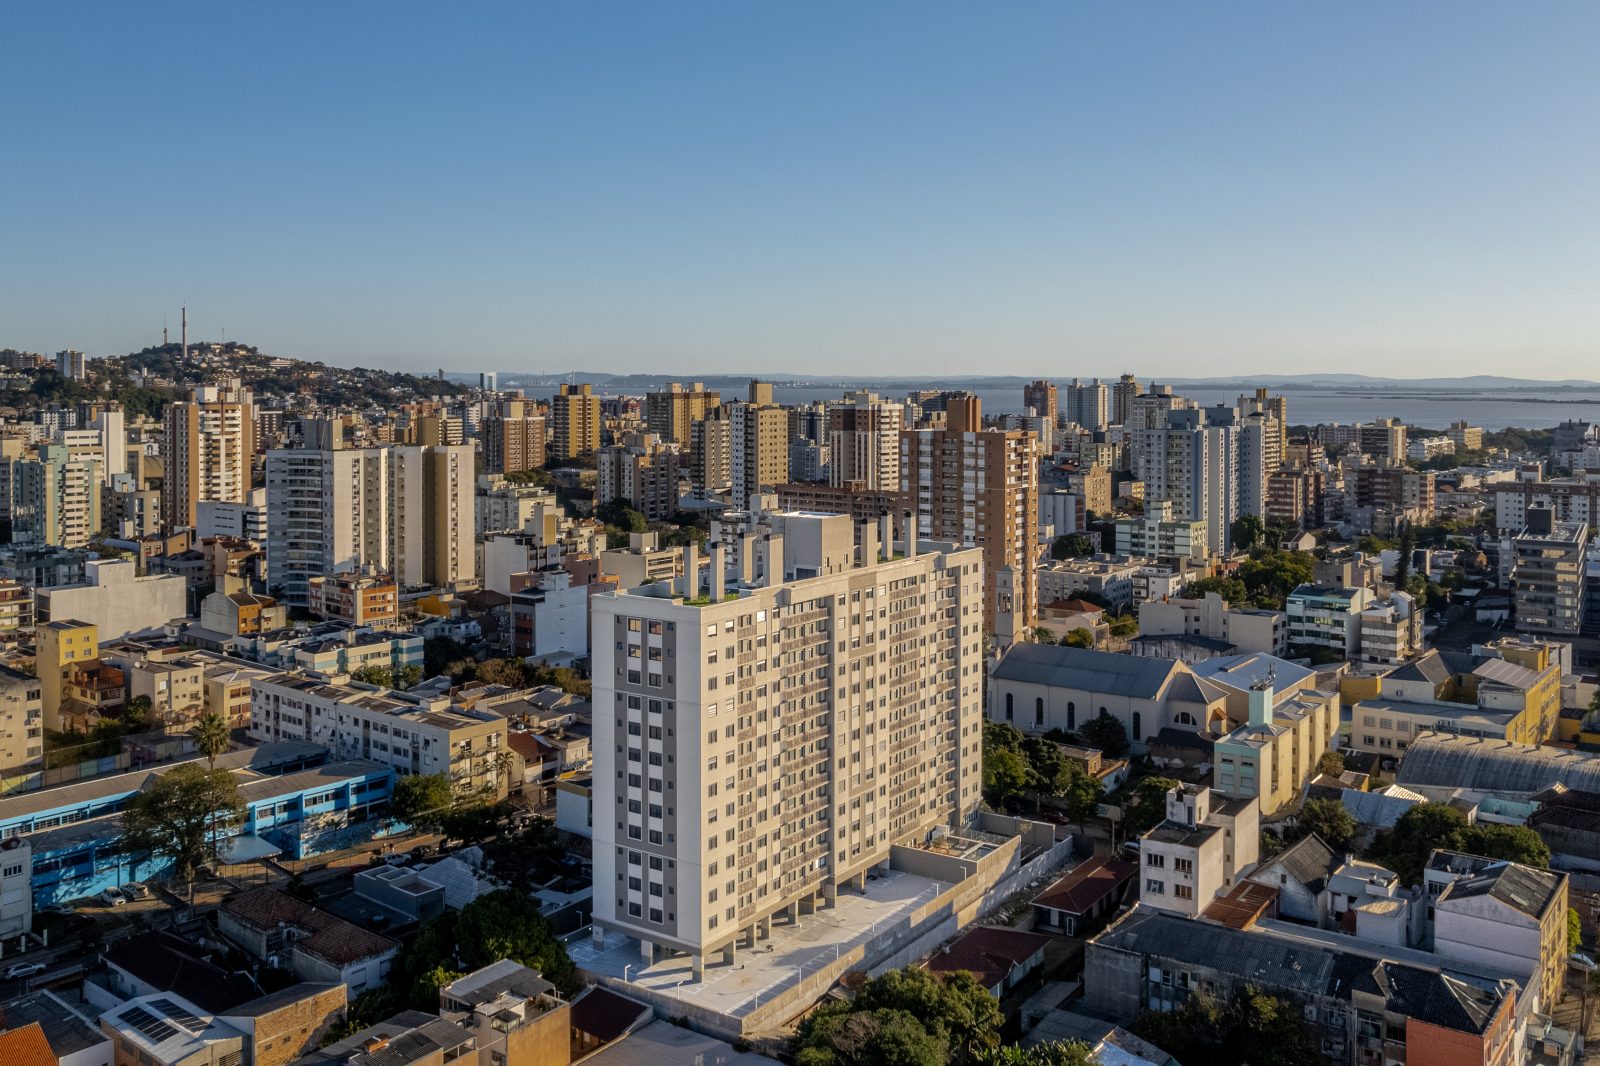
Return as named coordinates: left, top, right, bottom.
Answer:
left=4, top=3, right=1598, bottom=380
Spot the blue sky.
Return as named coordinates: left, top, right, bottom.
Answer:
left=4, top=3, right=1598, bottom=379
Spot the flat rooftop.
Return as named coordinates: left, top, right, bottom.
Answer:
left=571, top=868, right=946, bottom=1023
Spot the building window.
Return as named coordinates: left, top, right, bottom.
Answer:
left=1132, top=711, right=1142, bottom=742
left=1035, top=698, right=1044, bottom=727
left=1067, top=701, right=1075, bottom=730
left=1004, top=693, right=1013, bottom=721
left=1145, top=879, right=1165, bottom=895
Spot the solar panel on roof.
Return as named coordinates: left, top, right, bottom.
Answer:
left=150, top=997, right=207, bottom=1030
left=122, top=1005, right=180, bottom=1044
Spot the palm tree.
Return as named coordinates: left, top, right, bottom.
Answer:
left=191, top=712, right=231, bottom=770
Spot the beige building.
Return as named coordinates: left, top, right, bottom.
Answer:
left=599, top=532, right=684, bottom=590
left=248, top=672, right=509, bottom=798
left=481, top=399, right=547, bottom=474
left=827, top=391, right=902, bottom=491
left=901, top=394, right=1039, bottom=635
left=550, top=383, right=601, bottom=459
left=646, top=382, right=720, bottom=447
left=598, top=431, right=683, bottom=521
left=1201, top=655, right=1339, bottom=816
left=162, top=380, right=256, bottom=530
left=1137, top=592, right=1287, bottom=656
left=591, top=511, right=983, bottom=975
left=0, top=665, right=43, bottom=769
left=729, top=393, right=789, bottom=508
left=37, top=618, right=99, bottom=732
left=204, top=661, right=268, bottom=728
left=1138, top=784, right=1260, bottom=916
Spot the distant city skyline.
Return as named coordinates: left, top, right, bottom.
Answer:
left=5, top=3, right=1599, bottom=377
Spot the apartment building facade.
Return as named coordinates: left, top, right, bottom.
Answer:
left=646, top=382, right=720, bottom=448
left=162, top=381, right=257, bottom=530
left=550, top=383, right=602, bottom=459
left=248, top=673, right=507, bottom=798
left=591, top=511, right=984, bottom=973
left=900, top=394, right=1038, bottom=632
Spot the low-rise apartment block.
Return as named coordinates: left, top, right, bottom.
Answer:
left=1113, top=500, right=1208, bottom=561
left=1286, top=583, right=1376, bottom=656
left=248, top=673, right=508, bottom=798
left=1137, top=784, right=1260, bottom=915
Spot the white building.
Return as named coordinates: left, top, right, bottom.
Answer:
left=196, top=488, right=268, bottom=543
left=1137, top=785, right=1260, bottom=916
left=34, top=559, right=186, bottom=641
left=1285, top=583, right=1375, bottom=656
left=266, top=444, right=475, bottom=605
left=248, top=672, right=508, bottom=797
left=591, top=511, right=983, bottom=975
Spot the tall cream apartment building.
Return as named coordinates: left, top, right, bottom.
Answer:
left=591, top=511, right=984, bottom=973
left=729, top=400, right=789, bottom=509
left=265, top=444, right=474, bottom=604
left=827, top=392, right=902, bottom=491
left=550, top=383, right=602, bottom=460
left=163, top=380, right=257, bottom=529
left=899, top=395, right=1038, bottom=634
left=646, top=383, right=721, bottom=448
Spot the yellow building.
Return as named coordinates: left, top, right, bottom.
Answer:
left=37, top=619, right=98, bottom=732
left=1349, top=641, right=1562, bottom=757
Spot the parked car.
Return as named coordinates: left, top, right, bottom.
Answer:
left=3, top=962, right=46, bottom=980
left=37, top=904, right=73, bottom=916
left=99, top=887, right=127, bottom=906
left=382, top=852, right=410, bottom=867
left=122, top=882, right=152, bottom=900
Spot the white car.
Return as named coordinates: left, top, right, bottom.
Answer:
left=382, top=852, right=409, bottom=867
left=122, top=882, right=152, bottom=900
left=3, top=961, right=45, bottom=980
left=99, top=887, right=127, bottom=906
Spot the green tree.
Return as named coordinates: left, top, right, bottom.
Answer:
left=1317, top=750, right=1345, bottom=777
left=1056, top=763, right=1104, bottom=825
left=1374, top=802, right=1470, bottom=885
left=424, top=636, right=473, bottom=678
left=1061, top=628, right=1095, bottom=649
left=1180, top=576, right=1248, bottom=604
left=1230, top=514, right=1265, bottom=553
left=1078, top=711, right=1129, bottom=757
left=1106, top=613, right=1138, bottom=638
left=1051, top=534, right=1094, bottom=561
left=351, top=665, right=395, bottom=687
left=983, top=748, right=1029, bottom=807
left=1134, top=986, right=1316, bottom=1066
left=451, top=888, right=579, bottom=995
left=1022, top=737, right=1073, bottom=799
left=973, top=1042, right=1093, bottom=1066
left=392, top=772, right=454, bottom=829
left=1394, top=523, right=1416, bottom=590
left=1123, top=776, right=1180, bottom=837
left=121, top=764, right=244, bottom=880
left=794, top=967, right=1002, bottom=1066
left=1570, top=907, right=1584, bottom=954
left=1237, top=550, right=1316, bottom=609
left=189, top=711, right=231, bottom=770
left=1290, top=798, right=1356, bottom=851
left=1458, top=823, right=1550, bottom=869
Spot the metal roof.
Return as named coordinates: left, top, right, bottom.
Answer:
left=991, top=643, right=1182, bottom=700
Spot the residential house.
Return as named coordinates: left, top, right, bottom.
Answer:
left=922, top=926, right=1052, bottom=998
left=1032, top=854, right=1137, bottom=935
left=219, top=888, right=399, bottom=995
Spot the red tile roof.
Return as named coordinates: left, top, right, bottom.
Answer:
left=1032, top=855, right=1137, bottom=916
left=0, top=1023, right=55, bottom=1066
left=923, top=926, right=1051, bottom=990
